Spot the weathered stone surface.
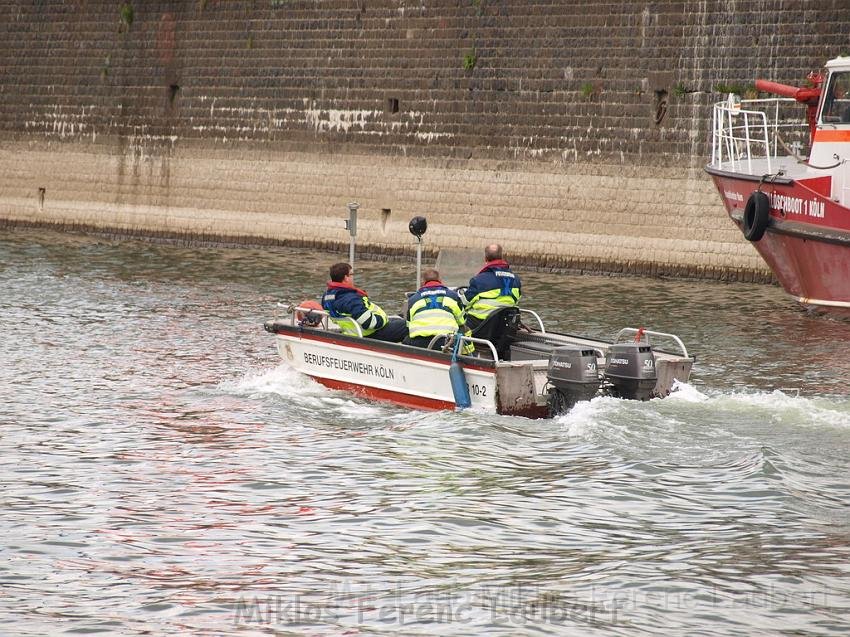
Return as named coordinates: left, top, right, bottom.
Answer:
left=3, top=0, right=842, bottom=282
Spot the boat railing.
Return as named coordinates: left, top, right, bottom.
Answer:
left=518, top=308, right=546, bottom=333
left=458, top=335, right=500, bottom=361
left=283, top=302, right=364, bottom=336
left=615, top=328, right=690, bottom=359
left=710, top=95, right=806, bottom=173
left=280, top=302, right=539, bottom=359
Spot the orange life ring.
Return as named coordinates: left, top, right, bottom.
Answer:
left=295, top=300, right=324, bottom=327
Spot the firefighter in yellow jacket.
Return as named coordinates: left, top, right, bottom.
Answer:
left=461, top=244, right=522, bottom=330
left=404, top=269, right=474, bottom=354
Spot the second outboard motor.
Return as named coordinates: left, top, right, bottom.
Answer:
left=546, top=346, right=600, bottom=414
left=603, top=343, right=656, bottom=400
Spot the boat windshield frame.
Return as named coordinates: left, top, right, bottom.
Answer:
left=820, top=70, right=850, bottom=124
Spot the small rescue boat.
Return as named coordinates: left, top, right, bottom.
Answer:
left=264, top=304, right=694, bottom=418
left=705, top=56, right=850, bottom=313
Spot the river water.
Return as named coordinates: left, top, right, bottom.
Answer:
left=1, top=226, right=848, bottom=636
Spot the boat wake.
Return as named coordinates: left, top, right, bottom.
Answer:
left=710, top=388, right=850, bottom=428
left=229, top=366, right=850, bottom=435
left=555, top=383, right=850, bottom=463
left=222, top=363, right=322, bottom=398
left=220, top=363, right=392, bottom=419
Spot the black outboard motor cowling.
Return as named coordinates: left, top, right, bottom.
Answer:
left=603, top=342, right=656, bottom=400
left=546, top=346, right=600, bottom=414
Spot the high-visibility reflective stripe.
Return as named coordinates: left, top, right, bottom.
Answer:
left=356, top=311, right=377, bottom=327
left=358, top=298, right=388, bottom=335
left=409, top=326, right=457, bottom=337
left=333, top=317, right=361, bottom=336
left=465, top=288, right=520, bottom=319
left=408, top=294, right=464, bottom=338
left=328, top=296, right=388, bottom=337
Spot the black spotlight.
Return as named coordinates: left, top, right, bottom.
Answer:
left=408, top=216, right=427, bottom=239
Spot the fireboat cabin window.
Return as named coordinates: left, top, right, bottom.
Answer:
left=821, top=71, right=850, bottom=123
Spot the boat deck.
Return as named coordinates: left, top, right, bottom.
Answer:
left=708, top=156, right=820, bottom=182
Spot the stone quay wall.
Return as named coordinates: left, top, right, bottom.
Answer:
left=2, top=0, right=848, bottom=281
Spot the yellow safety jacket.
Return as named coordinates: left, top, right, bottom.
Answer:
left=463, top=262, right=522, bottom=322
left=407, top=282, right=474, bottom=354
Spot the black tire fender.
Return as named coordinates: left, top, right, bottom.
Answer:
left=743, top=191, right=770, bottom=242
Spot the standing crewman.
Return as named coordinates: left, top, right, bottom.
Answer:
left=404, top=268, right=474, bottom=354
left=321, top=262, right=408, bottom=342
left=462, top=244, right=522, bottom=330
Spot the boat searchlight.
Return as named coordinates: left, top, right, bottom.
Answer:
left=409, top=216, right=428, bottom=287
left=408, top=216, right=427, bottom=239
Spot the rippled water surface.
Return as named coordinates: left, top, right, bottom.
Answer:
left=1, top=227, right=849, bottom=636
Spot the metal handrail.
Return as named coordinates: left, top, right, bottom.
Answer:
left=710, top=96, right=804, bottom=173
left=427, top=334, right=445, bottom=350
left=714, top=102, right=772, bottom=172
left=518, top=308, right=546, bottom=333
left=287, top=303, right=363, bottom=336
left=458, top=335, right=499, bottom=360
left=614, top=328, right=690, bottom=359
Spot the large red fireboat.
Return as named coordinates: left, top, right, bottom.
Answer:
left=705, top=56, right=850, bottom=314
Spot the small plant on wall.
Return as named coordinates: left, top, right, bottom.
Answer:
left=714, top=82, right=747, bottom=96
left=463, top=49, right=477, bottom=71
left=714, top=82, right=756, bottom=98
left=119, top=2, right=134, bottom=32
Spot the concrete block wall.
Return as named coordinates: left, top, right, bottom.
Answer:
left=2, top=0, right=848, bottom=281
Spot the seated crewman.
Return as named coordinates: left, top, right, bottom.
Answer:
left=404, top=268, right=474, bottom=354
left=462, top=243, right=522, bottom=330
left=321, top=262, right=408, bottom=342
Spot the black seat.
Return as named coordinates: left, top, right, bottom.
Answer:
left=470, top=307, right=521, bottom=359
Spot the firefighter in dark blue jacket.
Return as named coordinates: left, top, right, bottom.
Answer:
left=321, top=262, right=408, bottom=342
left=403, top=269, right=474, bottom=354
left=462, top=244, right=522, bottom=330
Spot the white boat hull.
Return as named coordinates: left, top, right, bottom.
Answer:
left=265, top=315, right=694, bottom=418
left=275, top=329, right=506, bottom=412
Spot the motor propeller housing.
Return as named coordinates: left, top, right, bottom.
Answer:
left=603, top=342, right=657, bottom=400
left=546, top=345, right=600, bottom=414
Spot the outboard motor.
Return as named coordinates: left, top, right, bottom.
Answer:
left=546, top=346, right=600, bottom=415
left=603, top=343, right=656, bottom=400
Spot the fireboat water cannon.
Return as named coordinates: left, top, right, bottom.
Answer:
left=754, top=71, right=824, bottom=141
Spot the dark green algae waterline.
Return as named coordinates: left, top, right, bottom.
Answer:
left=0, top=226, right=848, bottom=636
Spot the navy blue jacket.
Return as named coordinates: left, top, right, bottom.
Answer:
left=321, top=283, right=388, bottom=336
left=464, top=260, right=522, bottom=320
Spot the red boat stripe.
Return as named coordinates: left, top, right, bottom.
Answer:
left=313, top=377, right=457, bottom=411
